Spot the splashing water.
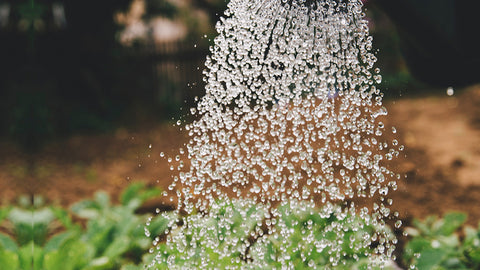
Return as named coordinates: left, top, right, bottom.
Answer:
left=149, top=0, right=403, bottom=268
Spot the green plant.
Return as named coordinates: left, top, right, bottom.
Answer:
left=3, top=183, right=480, bottom=270
left=130, top=200, right=398, bottom=270
left=0, top=182, right=168, bottom=270
left=7, top=207, right=55, bottom=246
left=0, top=200, right=58, bottom=269
left=139, top=199, right=260, bottom=269
left=403, top=212, right=480, bottom=269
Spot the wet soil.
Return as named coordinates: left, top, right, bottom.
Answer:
left=1, top=85, right=480, bottom=228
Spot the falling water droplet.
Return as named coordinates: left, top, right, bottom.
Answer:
left=446, top=86, right=454, bottom=96
left=395, top=220, right=402, bottom=228
left=147, top=0, right=404, bottom=268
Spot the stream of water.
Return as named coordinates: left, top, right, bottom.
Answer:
left=149, top=0, right=403, bottom=268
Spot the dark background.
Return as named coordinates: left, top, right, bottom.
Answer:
left=1, top=0, right=478, bottom=152
left=0, top=0, right=227, bottom=151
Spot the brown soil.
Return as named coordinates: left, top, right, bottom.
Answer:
left=1, top=85, right=480, bottom=227
left=386, top=85, right=480, bottom=226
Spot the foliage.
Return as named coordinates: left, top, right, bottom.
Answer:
left=250, top=203, right=386, bottom=269
left=0, top=182, right=167, bottom=270
left=403, top=212, right=480, bottom=269
left=125, top=201, right=398, bottom=270
left=2, top=183, right=480, bottom=269
left=148, top=200, right=263, bottom=269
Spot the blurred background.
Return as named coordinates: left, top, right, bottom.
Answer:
left=1, top=1, right=480, bottom=268
left=0, top=0, right=228, bottom=205
left=0, top=0, right=479, bottom=223
left=0, top=0, right=227, bottom=150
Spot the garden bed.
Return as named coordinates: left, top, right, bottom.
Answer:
left=1, top=86, right=480, bottom=226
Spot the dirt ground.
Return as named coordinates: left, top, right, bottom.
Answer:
left=1, top=85, right=480, bottom=228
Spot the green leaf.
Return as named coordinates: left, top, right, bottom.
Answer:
left=126, top=198, right=142, bottom=211
left=44, top=231, right=77, bottom=252
left=413, top=215, right=438, bottom=236
left=120, top=182, right=146, bottom=205
left=415, top=248, right=448, bottom=270
left=404, top=227, right=420, bottom=237
left=467, top=247, right=480, bottom=264
left=33, top=244, right=44, bottom=270
left=94, top=192, right=111, bottom=209
left=18, top=242, right=34, bottom=270
left=121, top=264, right=143, bottom=270
left=44, top=238, right=95, bottom=270
left=7, top=209, right=33, bottom=245
left=120, top=182, right=162, bottom=206
left=85, top=256, right=114, bottom=270
left=437, top=234, right=459, bottom=248
left=463, top=226, right=478, bottom=244
left=0, top=247, right=19, bottom=270
left=0, top=234, right=18, bottom=252
left=439, top=212, right=467, bottom=235
left=113, top=212, right=140, bottom=236
left=74, top=208, right=101, bottom=219
left=51, top=207, right=77, bottom=230
left=146, top=215, right=170, bottom=239
left=71, top=200, right=101, bottom=214
left=32, top=208, right=55, bottom=224
left=7, top=207, right=33, bottom=224
left=43, top=250, right=68, bottom=270
left=103, top=235, right=130, bottom=259
left=8, top=207, right=56, bottom=245
left=16, top=243, right=43, bottom=270
left=84, top=220, right=115, bottom=256
left=32, top=224, right=50, bottom=246
left=0, top=207, right=11, bottom=222
left=43, top=249, right=60, bottom=269
left=137, top=188, right=162, bottom=203
left=443, top=257, right=466, bottom=269
left=403, top=237, right=430, bottom=263
left=134, top=237, right=151, bottom=250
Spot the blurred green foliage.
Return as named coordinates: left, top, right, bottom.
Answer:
left=1, top=183, right=480, bottom=269
left=126, top=201, right=398, bottom=270
left=0, top=182, right=168, bottom=270
left=403, top=212, right=480, bottom=269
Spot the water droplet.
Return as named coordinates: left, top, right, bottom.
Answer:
left=150, top=1, right=403, bottom=268
left=446, top=86, right=454, bottom=96
left=395, top=220, right=402, bottom=228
